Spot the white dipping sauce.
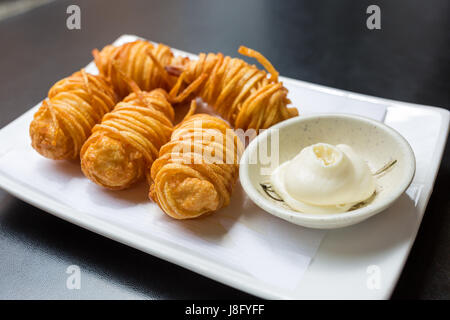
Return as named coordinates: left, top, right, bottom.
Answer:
left=270, top=143, right=376, bottom=214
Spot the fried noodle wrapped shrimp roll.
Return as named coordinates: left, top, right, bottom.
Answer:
left=29, top=70, right=118, bottom=160
left=150, top=110, right=243, bottom=219
left=93, top=40, right=186, bottom=98
left=80, top=85, right=175, bottom=190
left=168, top=46, right=298, bottom=131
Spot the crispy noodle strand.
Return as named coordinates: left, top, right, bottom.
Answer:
left=167, top=46, right=298, bottom=131
left=80, top=87, right=175, bottom=190
left=81, top=55, right=208, bottom=190
left=29, top=70, right=117, bottom=160
left=150, top=112, right=243, bottom=219
left=93, top=40, right=185, bottom=99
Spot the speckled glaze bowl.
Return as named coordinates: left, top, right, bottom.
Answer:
left=239, top=114, right=416, bottom=229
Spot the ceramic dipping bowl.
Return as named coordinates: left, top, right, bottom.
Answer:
left=239, top=114, right=416, bottom=229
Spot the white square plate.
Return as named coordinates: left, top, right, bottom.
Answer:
left=0, top=35, right=448, bottom=299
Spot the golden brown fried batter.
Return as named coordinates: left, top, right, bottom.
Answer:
left=81, top=88, right=175, bottom=190
left=29, top=70, right=118, bottom=160
left=168, top=46, right=298, bottom=131
left=149, top=112, right=243, bottom=219
left=93, top=40, right=186, bottom=99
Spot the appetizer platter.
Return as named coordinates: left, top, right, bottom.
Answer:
left=0, top=35, right=448, bottom=299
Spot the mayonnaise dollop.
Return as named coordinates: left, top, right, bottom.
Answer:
left=270, top=143, right=375, bottom=214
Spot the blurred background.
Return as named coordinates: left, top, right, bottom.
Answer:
left=0, top=0, right=54, bottom=20
left=0, top=0, right=448, bottom=299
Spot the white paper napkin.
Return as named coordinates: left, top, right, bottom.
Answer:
left=0, top=35, right=387, bottom=292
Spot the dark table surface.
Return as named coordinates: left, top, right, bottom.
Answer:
left=0, top=0, right=448, bottom=299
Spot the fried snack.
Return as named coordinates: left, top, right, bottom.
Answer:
left=80, top=87, right=175, bottom=190
left=93, top=40, right=186, bottom=99
left=29, top=70, right=118, bottom=160
left=149, top=111, right=243, bottom=219
left=167, top=46, right=298, bottom=131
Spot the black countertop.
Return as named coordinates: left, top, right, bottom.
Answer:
left=0, top=0, right=448, bottom=299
